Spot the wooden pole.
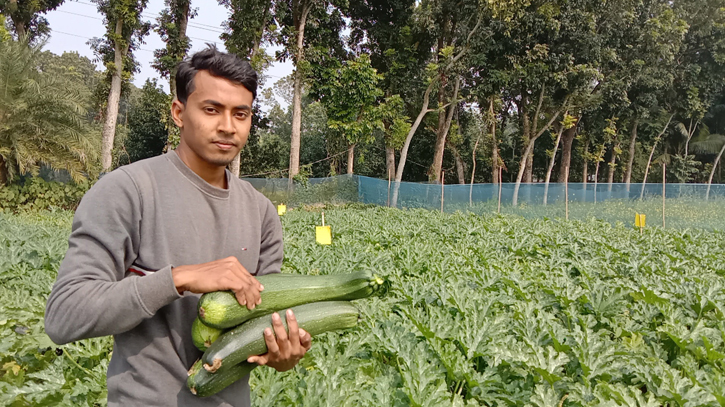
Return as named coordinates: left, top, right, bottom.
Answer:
left=662, top=163, right=666, bottom=228
left=387, top=173, right=391, bottom=207
left=497, top=167, right=502, bottom=214
left=565, top=165, right=569, bottom=221
left=441, top=171, right=445, bottom=213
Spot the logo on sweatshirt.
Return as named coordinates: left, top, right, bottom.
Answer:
left=128, top=263, right=156, bottom=276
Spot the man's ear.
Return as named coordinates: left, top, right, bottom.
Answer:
left=171, top=99, right=185, bottom=128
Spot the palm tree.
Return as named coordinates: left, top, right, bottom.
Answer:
left=0, top=37, right=99, bottom=185
left=691, top=132, right=725, bottom=200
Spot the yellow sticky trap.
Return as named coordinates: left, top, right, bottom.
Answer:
left=315, top=226, right=332, bottom=245
left=635, top=213, right=646, bottom=228
left=277, top=204, right=287, bottom=216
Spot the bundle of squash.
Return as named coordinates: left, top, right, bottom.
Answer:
left=187, top=270, right=384, bottom=397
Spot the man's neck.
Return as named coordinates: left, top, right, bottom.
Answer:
left=175, top=146, right=228, bottom=189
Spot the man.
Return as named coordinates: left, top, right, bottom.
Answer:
left=45, top=47, right=310, bottom=406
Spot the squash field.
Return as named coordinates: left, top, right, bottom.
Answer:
left=1, top=207, right=724, bottom=406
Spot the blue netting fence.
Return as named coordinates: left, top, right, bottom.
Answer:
left=244, top=175, right=725, bottom=230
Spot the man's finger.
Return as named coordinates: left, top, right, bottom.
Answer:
left=271, top=312, right=289, bottom=344
left=245, top=284, right=258, bottom=310
left=247, top=354, right=268, bottom=365
left=226, top=262, right=259, bottom=309
left=263, top=327, right=280, bottom=357
left=299, top=328, right=312, bottom=350
left=285, top=309, right=300, bottom=346
left=225, top=278, right=247, bottom=306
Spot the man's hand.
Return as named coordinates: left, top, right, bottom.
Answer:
left=246, top=309, right=312, bottom=372
left=171, top=256, right=263, bottom=310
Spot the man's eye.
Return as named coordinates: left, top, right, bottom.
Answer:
left=204, top=107, right=217, bottom=113
left=235, top=112, right=249, bottom=119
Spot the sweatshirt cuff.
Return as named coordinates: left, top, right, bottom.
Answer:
left=135, top=265, right=183, bottom=317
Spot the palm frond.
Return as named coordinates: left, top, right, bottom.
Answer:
left=690, top=134, right=725, bottom=154
left=0, top=38, right=99, bottom=183
left=673, top=122, right=689, bottom=138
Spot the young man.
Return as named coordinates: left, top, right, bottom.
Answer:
left=45, top=47, right=310, bottom=406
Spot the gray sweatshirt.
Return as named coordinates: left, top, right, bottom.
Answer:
left=44, top=150, right=283, bottom=406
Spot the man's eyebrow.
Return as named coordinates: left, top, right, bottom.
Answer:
left=201, top=100, right=251, bottom=111
left=202, top=99, right=224, bottom=107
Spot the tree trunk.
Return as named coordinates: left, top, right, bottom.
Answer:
left=513, top=140, right=535, bottom=206
left=623, top=117, right=639, bottom=187
left=165, top=74, right=177, bottom=153
left=171, top=1, right=190, bottom=94
left=640, top=113, right=674, bottom=199
left=230, top=154, right=241, bottom=177
left=470, top=133, right=482, bottom=204
left=0, top=155, right=7, bottom=185
left=558, top=124, right=577, bottom=182
left=8, top=0, right=27, bottom=39
left=430, top=76, right=460, bottom=183
left=101, top=18, right=125, bottom=173
left=543, top=123, right=565, bottom=205
left=250, top=4, right=270, bottom=60
left=706, top=142, right=725, bottom=200
left=521, top=111, right=532, bottom=184
left=511, top=96, right=563, bottom=206
left=449, top=144, right=466, bottom=184
left=347, top=144, right=355, bottom=174
left=684, top=119, right=699, bottom=157
left=385, top=146, right=395, bottom=181
left=288, top=2, right=310, bottom=183
left=640, top=139, right=660, bottom=200
left=489, top=99, right=499, bottom=184
left=391, top=80, right=436, bottom=207
left=165, top=0, right=190, bottom=153
left=524, top=152, right=533, bottom=183
left=607, top=143, right=619, bottom=186
left=582, top=138, right=589, bottom=187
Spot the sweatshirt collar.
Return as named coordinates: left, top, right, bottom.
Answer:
left=166, top=149, right=231, bottom=199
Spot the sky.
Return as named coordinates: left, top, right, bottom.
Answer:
left=43, top=0, right=293, bottom=107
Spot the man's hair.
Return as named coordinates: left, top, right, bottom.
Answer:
left=175, top=45, right=258, bottom=104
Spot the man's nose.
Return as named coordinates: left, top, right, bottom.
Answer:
left=218, top=112, right=235, bottom=135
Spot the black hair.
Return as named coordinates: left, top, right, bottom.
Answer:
left=175, top=45, right=258, bottom=104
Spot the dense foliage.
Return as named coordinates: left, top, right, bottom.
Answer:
left=2, top=207, right=724, bottom=405
left=4, top=0, right=725, bottom=189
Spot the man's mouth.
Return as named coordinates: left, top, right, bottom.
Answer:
left=213, top=141, right=235, bottom=150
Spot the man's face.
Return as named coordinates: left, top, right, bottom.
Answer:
left=171, top=70, right=254, bottom=168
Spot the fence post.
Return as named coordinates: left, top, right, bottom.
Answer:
left=565, top=166, right=569, bottom=221
left=662, top=163, right=666, bottom=228
left=387, top=173, right=391, bottom=207
left=497, top=167, right=502, bottom=214
left=441, top=171, right=445, bottom=213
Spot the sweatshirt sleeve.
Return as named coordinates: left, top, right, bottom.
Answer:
left=44, top=169, right=182, bottom=345
left=255, top=198, right=284, bottom=276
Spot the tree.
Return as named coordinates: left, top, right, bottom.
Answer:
left=275, top=0, right=322, bottom=183
left=219, top=0, right=276, bottom=176
left=423, top=0, right=484, bottom=183
left=0, top=38, right=98, bottom=185
left=37, top=50, right=103, bottom=121
left=347, top=0, right=420, bottom=180
left=124, top=79, right=169, bottom=163
left=91, top=0, right=151, bottom=172
left=1, top=0, right=64, bottom=41
left=153, top=0, right=195, bottom=152
left=220, top=0, right=274, bottom=67
left=313, top=54, right=383, bottom=174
